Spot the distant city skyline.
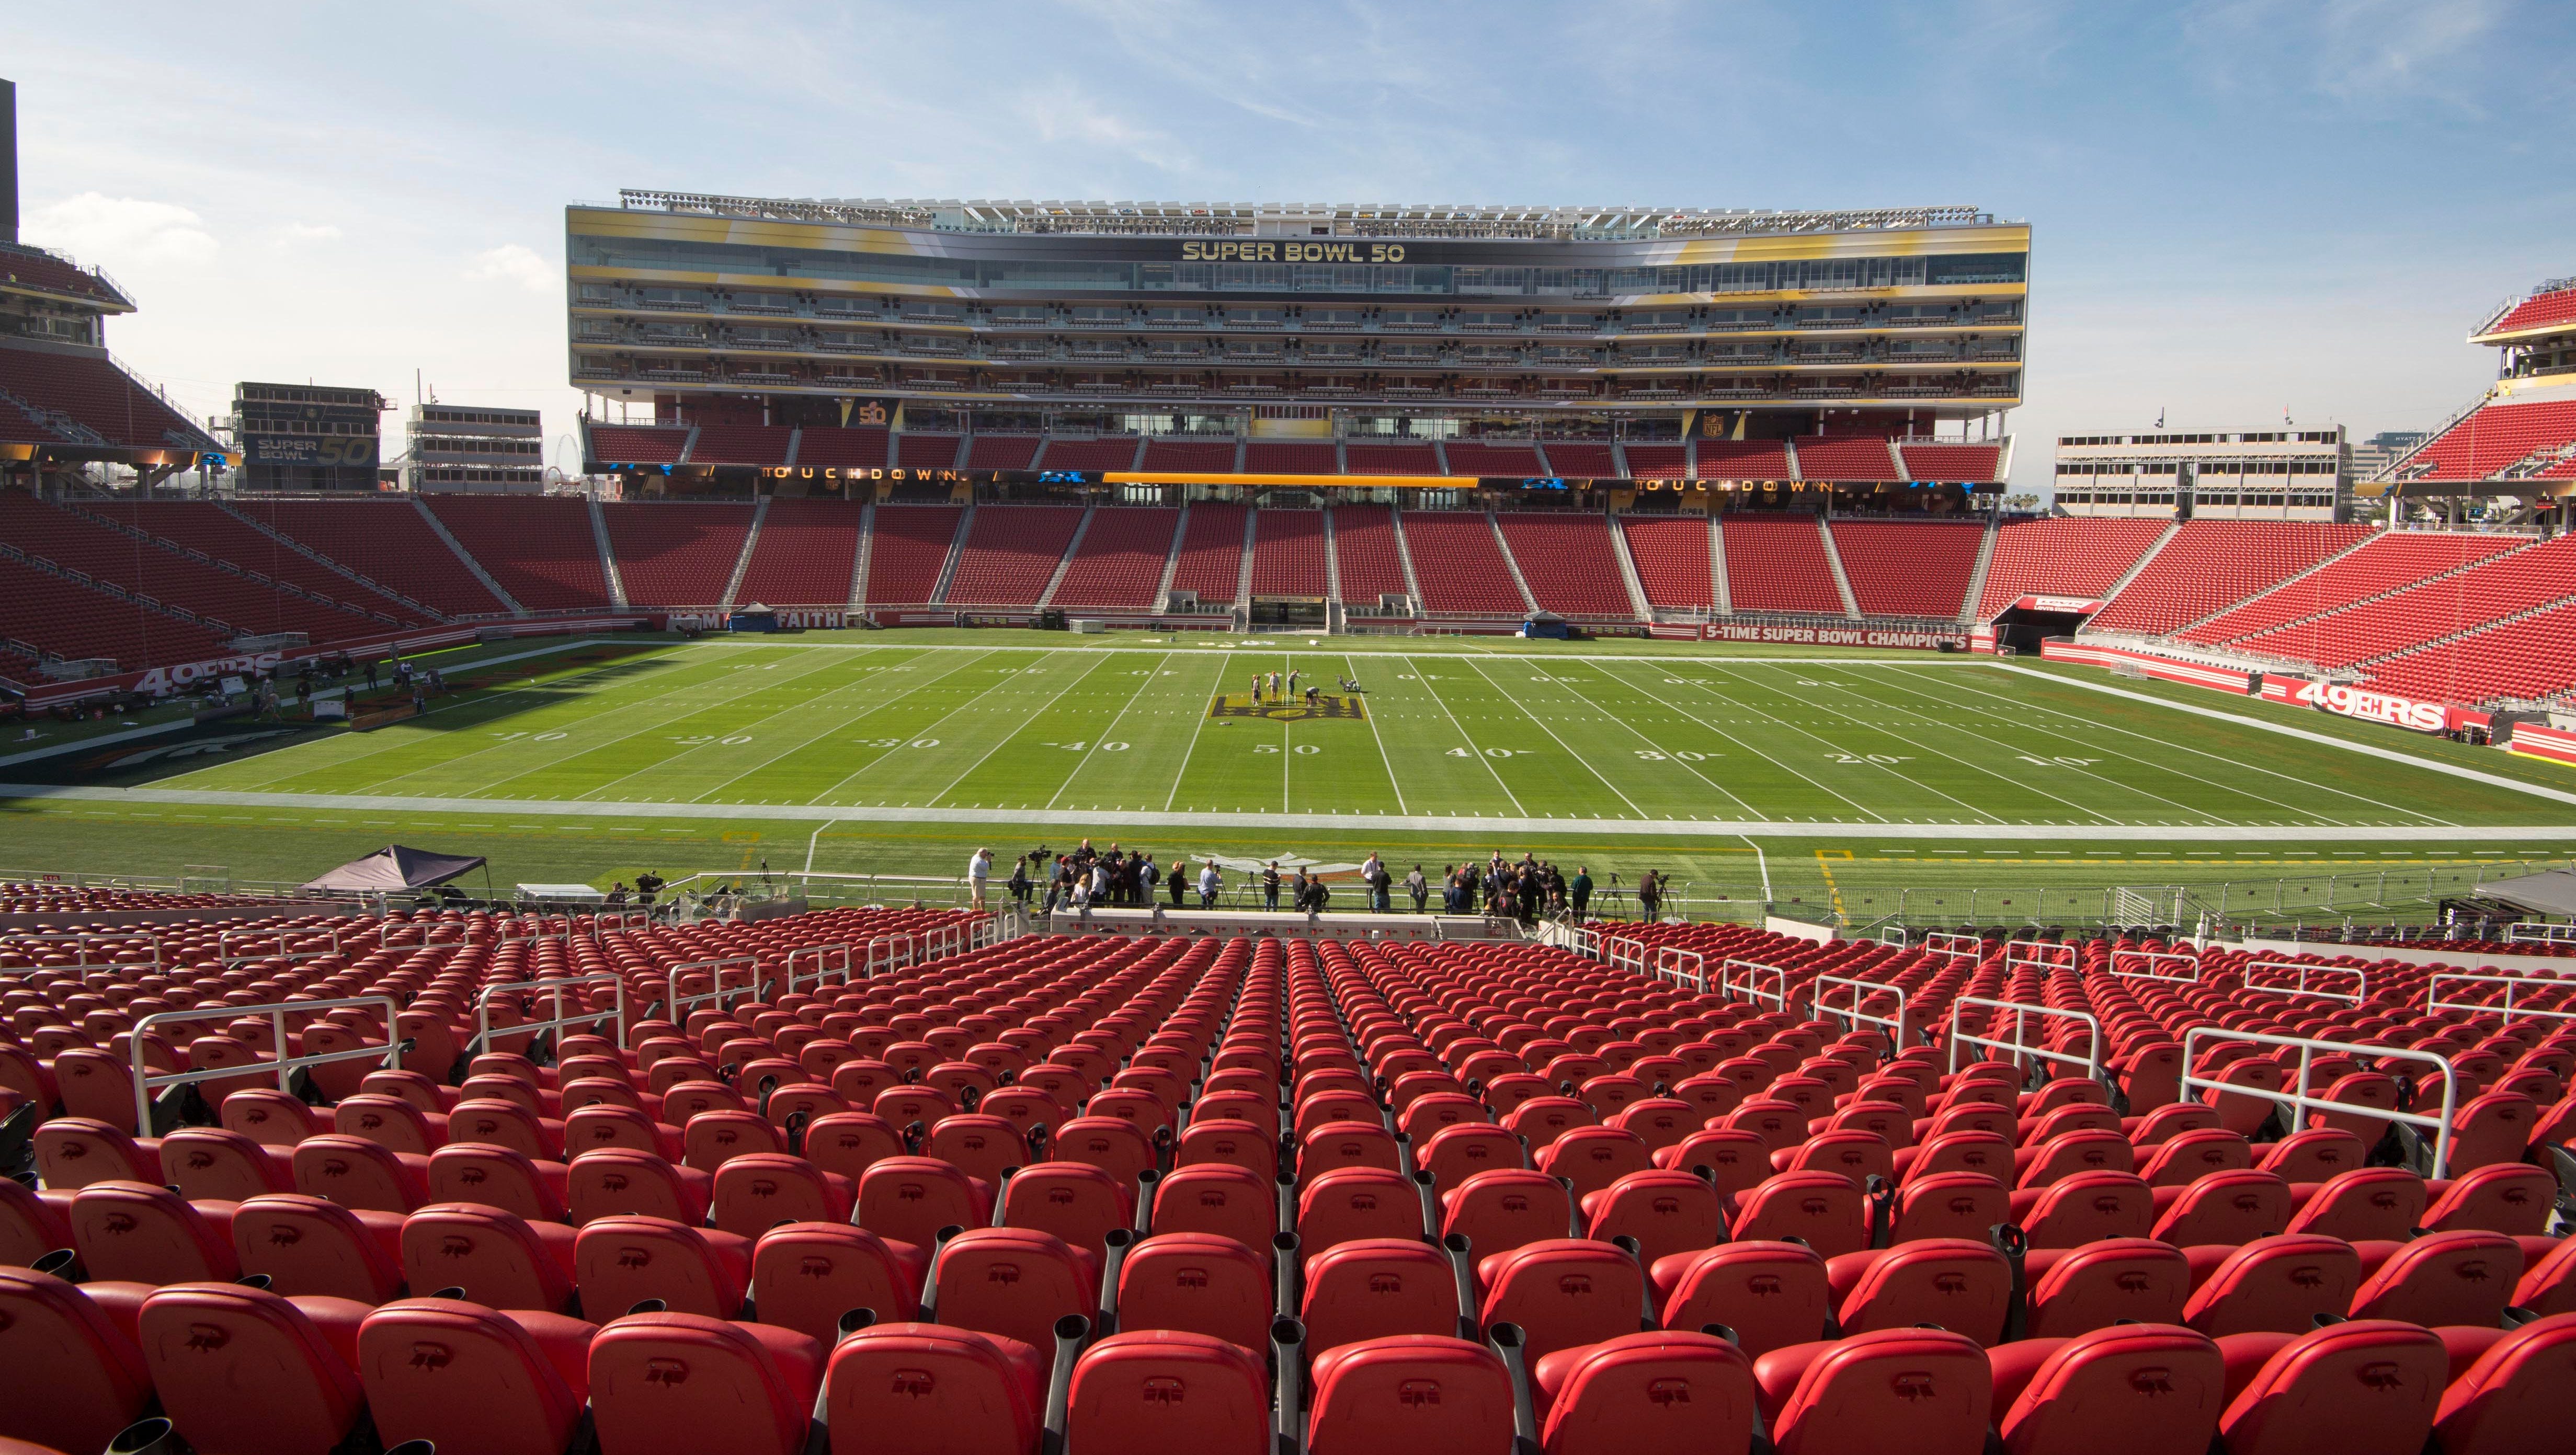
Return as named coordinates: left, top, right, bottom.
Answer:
left=12, top=0, right=2570, bottom=489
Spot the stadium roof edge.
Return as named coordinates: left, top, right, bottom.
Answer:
left=594, top=191, right=2004, bottom=240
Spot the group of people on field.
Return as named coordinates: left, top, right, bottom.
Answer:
left=964, top=841, right=1666, bottom=924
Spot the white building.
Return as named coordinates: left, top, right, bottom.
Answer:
left=2051, top=426, right=2346, bottom=521
left=405, top=403, right=543, bottom=494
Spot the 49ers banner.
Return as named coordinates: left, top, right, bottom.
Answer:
left=2289, top=679, right=2446, bottom=734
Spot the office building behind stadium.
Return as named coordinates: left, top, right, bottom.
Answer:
left=564, top=192, right=2026, bottom=508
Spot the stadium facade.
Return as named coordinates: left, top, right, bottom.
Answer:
left=566, top=193, right=2026, bottom=507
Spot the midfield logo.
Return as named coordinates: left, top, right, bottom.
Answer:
left=1209, top=693, right=1366, bottom=723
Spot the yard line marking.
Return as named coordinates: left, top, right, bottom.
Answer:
left=14, top=780, right=2568, bottom=841
left=1540, top=662, right=1760, bottom=818
left=1461, top=658, right=1652, bottom=819
left=1162, top=653, right=1235, bottom=812
left=1736, top=661, right=2165, bottom=824
left=1596, top=661, right=1888, bottom=821
left=796, top=649, right=1015, bottom=804
left=563, top=648, right=918, bottom=801
left=1399, top=654, right=1525, bottom=815
left=1046, top=650, right=1179, bottom=810
left=1981, top=661, right=2576, bottom=809
left=926, top=652, right=1124, bottom=806
left=675, top=647, right=951, bottom=801
left=1878, top=665, right=2458, bottom=826
left=1690, top=661, right=2009, bottom=823
left=1347, top=655, right=1408, bottom=817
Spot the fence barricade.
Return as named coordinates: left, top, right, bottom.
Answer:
left=1718, top=958, right=1792, bottom=1014
left=1650, top=945, right=1706, bottom=994
left=132, top=995, right=401, bottom=1131
left=2426, top=971, right=2576, bottom=1026
left=1945, top=995, right=2102, bottom=1082
left=2242, top=960, right=2367, bottom=1006
left=785, top=943, right=856, bottom=998
left=2001, top=939, right=2077, bottom=977
left=2108, top=949, right=2202, bottom=983
left=666, top=956, right=759, bottom=1021
left=1813, top=974, right=1910, bottom=1047
left=2181, top=1027, right=2461, bottom=1177
left=472, top=972, right=628, bottom=1056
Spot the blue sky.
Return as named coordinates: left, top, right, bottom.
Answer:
left=13, top=0, right=2573, bottom=488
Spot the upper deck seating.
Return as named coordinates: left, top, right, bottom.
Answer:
left=861, top=505, right=962, bottom=604
left=1622, top=443, right=1686, bottom=479
left=1620, top=515, right=1713, bottom=609
left=2481, top=285, right=2576, bottom=336
left=1444, top=442, right=1545, bottom=476
left=1894, top=443, right=2004, bottom=482
left=600, top=504, right=754, bottom=607
left=425, top=497, right=610, bottom=611
left=1050, top=508, right=1178, bottom=609
left=734, top=500, right=860, bottom=606
left=1830, top=520, right=1982, bottom=618
left=892, top=433, right=963, bottom=469
left=1722, top=515, right=1843, bottom=613
left=963, top=437, right=1041, bottom=470
left=1250, top=509, right=1330, bottom=597
left=684, top=426, right=792, bottom=467
left=943, top=505, right=1082, bottom=606
left=1033, top=438, right=1142, bottom=472
left=1973, top=519, right=2170, bottom=620
left=1243, top=442, right=1338, bottom=475
left=1792, top=437, right=1902, bottom=482
left=790, top=427, right=887, bottom=469
left=587, top=425, right=690, bottom=465
left=1497, top=513, right=1631, bottom=616
left=1541, top=442, right=1618, bottom=477
left=2084, top=522, right=2369, bottom=638
left=1343, top=443, right=1439, bottom=475
left=0, top=346, right=213, bottom=449
left=1694, top=440, right=1792, bottom=479
left=1138, top=439, right=1238, bottom=473
left=2403, top=398, right=2576, bottom=480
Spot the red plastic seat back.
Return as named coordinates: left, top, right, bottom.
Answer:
left=1440, top=1168, right=1573, bottom=1260
left=1477, top=1238, right=1646, bottom=1362
left=136, top=1283, right=367, bottom=1455
left=1307, top=1335, right=1515, bottom=1455
left=1117, top=1231, right=1272, bottom=1353
left=1768, top=1327, right=1991, bottom=1455
left=1997, top=1323, right=2224, bottom=1455
left=231, top=1194, right=404, bottom=1303
left=2349, top=1229, right=2520, bottom=1328
left=2431, top=1310, right=2576, bottom=1455
left=931, top=1227, right=1096, bottom=1353
left=356, top=1299, right=591, bottom=1455
left=2181, top=1234, right=2360, bottom=1337
left=400, top=1204, right=575, bottom=1314
left=1531, top=1330, right=1756, bottom=1455
left=750, top=1223, right=923, bottom=1346
left=71, top=1181, right=240, bottom=1285
left=1301, top=1238, right=1460, bottom=1353
left=574, top=1216, right=749, bottom=1320
left=589, top=1310, right=820, bottom=1455
left=1066, top=1329, right=1271, bottom=1455
left=0, top=1268, right=153, bottom=1455
left=2217, top=1320, right=2443, bottom=1455
left=824, top=1322, right=1044, bottom=1455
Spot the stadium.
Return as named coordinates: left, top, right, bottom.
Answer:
left=7, top=47, right=2576, bottom=1455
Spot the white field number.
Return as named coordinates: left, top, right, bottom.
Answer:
left=1826, top=752, right=1912, bottom=764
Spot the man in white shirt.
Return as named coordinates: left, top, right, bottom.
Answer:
left=967, top=848, right=992, bottom=910
left=1198, top=860, right=1222, bottom=908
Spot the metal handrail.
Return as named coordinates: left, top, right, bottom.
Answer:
left=2505, top=922, right=2576, bottom=945
left=1922, top=931, right=1983, bottom=968
left=1718, top=957, right=1791, bottom=1013
left=473, top=972, right=629, bottom=1055
left=1946, top=995, right=2102, bottom=1081
left=2001, top=939, right=2076, bottom=975
left=0, top=931, right=165, bottom=971
left=2108, top=949, right=2201, bottom=983
left=2426, top=971, right=2576, bottom=1025
left=131, top=995, right=401, bottom=1130
left=2180, top=1026, right=2460, bottom=1178
left=1603, top=936, right=1647, bottom=977
left=219, top=925, right=340, bottom=960
left=1813, top=973, right=1910, bottom=1047
left=785, top=943, right=855, bottom=998
left=2243, top=960, right=2367, bottom=1006
left=666, top=955, right=759, bottom=1021
left=1650, top=945, right=1706, bottom=994
left=865, top=934, right=918, bottom=978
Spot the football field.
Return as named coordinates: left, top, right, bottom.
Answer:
left=83, top=634, right=2575, bottom=834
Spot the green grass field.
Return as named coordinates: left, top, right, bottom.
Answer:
left=7, top=629, right=2575, bottom=924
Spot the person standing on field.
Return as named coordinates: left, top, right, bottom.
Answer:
left=967, top=848, right=992, bottom=911
left=1638, top=868, right=1662, bottom=923
left=1263, top=862, right=1282, bottom=910
left=1008, top=856, right=1031, bottom=909
left=1405, top=864, right=1428, bottom=913
left=1168, top=859, right=1189, bottom=907
left=1570, top=866, right=1593, bottom=919
left=1198, top=859, right=1222, bottom=909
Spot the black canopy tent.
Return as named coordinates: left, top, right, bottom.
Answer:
left=301, top=844, right=491, bottom=896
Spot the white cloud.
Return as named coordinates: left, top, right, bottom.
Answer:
left=24, top=192, right=219, bottom=265
left=280, top=222, right=343, bottom=242
left=465, top=243, right=554, bottom=292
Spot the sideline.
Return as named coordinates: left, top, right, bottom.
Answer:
left=3, top=781, right=2572, bottom=842
left=1989, top=662, right=2576, bottom=810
